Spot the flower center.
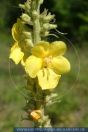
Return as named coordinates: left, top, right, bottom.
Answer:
left=43, top=56, right=52, bottom=67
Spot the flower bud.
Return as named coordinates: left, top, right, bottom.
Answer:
left=21, top=14, right=31, bottom=23
left=49, top=24, right=57, bottom=29
left=23, top=32, right=31, bottom=39
left=32, top=11, right=39, bottom=19
left=19, top=4, right=25, bottom=9
left=25, top=2, right=31, bottom=12
left=44, top=15, right=55, bottom=22
left=39, top=0, right=44, bottom=4
left=25, top=39, right=33, bottom=47
left=40, top=14, right=55, bottom=23
left=43, top=23, right=49, bottom=30
left=30, top=110, right=41, bottom=120
left=44, top=31, right=49, bottom=36
left=43, top=23, right=57, bottom=30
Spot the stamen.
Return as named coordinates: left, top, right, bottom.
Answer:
left=43, top=56, right=52, bottom=67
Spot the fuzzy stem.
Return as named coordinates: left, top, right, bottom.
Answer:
left=32, top=0, right=41, bottom=43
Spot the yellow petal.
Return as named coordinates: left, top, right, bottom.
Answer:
left=12, top=19, right=24, bottom=41
left=25, top=55, right=42, bottom=78
left=21, top=59, right=25, bottom=66
left=50, top=41, right=67, bottom=56
left=12, top=23, right=18, bottom=41
left=30, top=110, right=41, bottom=120
left=9, top=43, right=24, bottom=64
left=37, top=68, right=61, bottom=90
left=32, top=41, right=50, bottom=58
left=52, top=56, right=71, bottom=74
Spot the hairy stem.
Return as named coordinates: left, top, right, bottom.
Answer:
left=32, top=0, right=41, bottom=43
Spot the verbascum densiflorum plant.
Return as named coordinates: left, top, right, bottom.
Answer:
left=9, top=0, right=71, bottom=127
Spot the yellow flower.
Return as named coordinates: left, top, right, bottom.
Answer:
left=9, top=19, right=32, bottom=64
left=9, top=42, right=24, bottom=64
left=24, top=41, right=71, bottom=90
left=11, top=19, right=33, bottom=48
left=12, top=19, right=24, bottom=42
left=9, top=20, right=25, bottom=64
left=30, top=110, right=42, bottom=120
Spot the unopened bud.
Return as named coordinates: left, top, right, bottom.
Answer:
left=44, top=15, right=55, bottom=22
left=49, top=24, right=57, bottom=29
left=44, top=31, right=49, bottom=36
left=32, top=11, right=38, bottom=19
left=30, top=110, right=41, bottom=120
left=43, top=23, right=49, bottom=30
left=23, top=32, right=31, bottom=39
left=39, top=0, right=44, bottom=4
left=19, top=4, right=25, bottom=9
left=25, top=39, right=33, bottom=47
left=21, top=14, right=31, bottom=23
left=25, top=2, right=31, bottom=12
left=43, top=23, right=57, bottom=30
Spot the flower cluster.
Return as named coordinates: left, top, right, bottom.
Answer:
left=9, top=20, right=70, bottom=90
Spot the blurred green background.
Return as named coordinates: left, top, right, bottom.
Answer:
left=0, top=0, right=88, bottom=131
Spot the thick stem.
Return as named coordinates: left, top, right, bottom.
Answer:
left=33, top=18, right=41, bottom=43
left=32, top=1, right=41, bottom=43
